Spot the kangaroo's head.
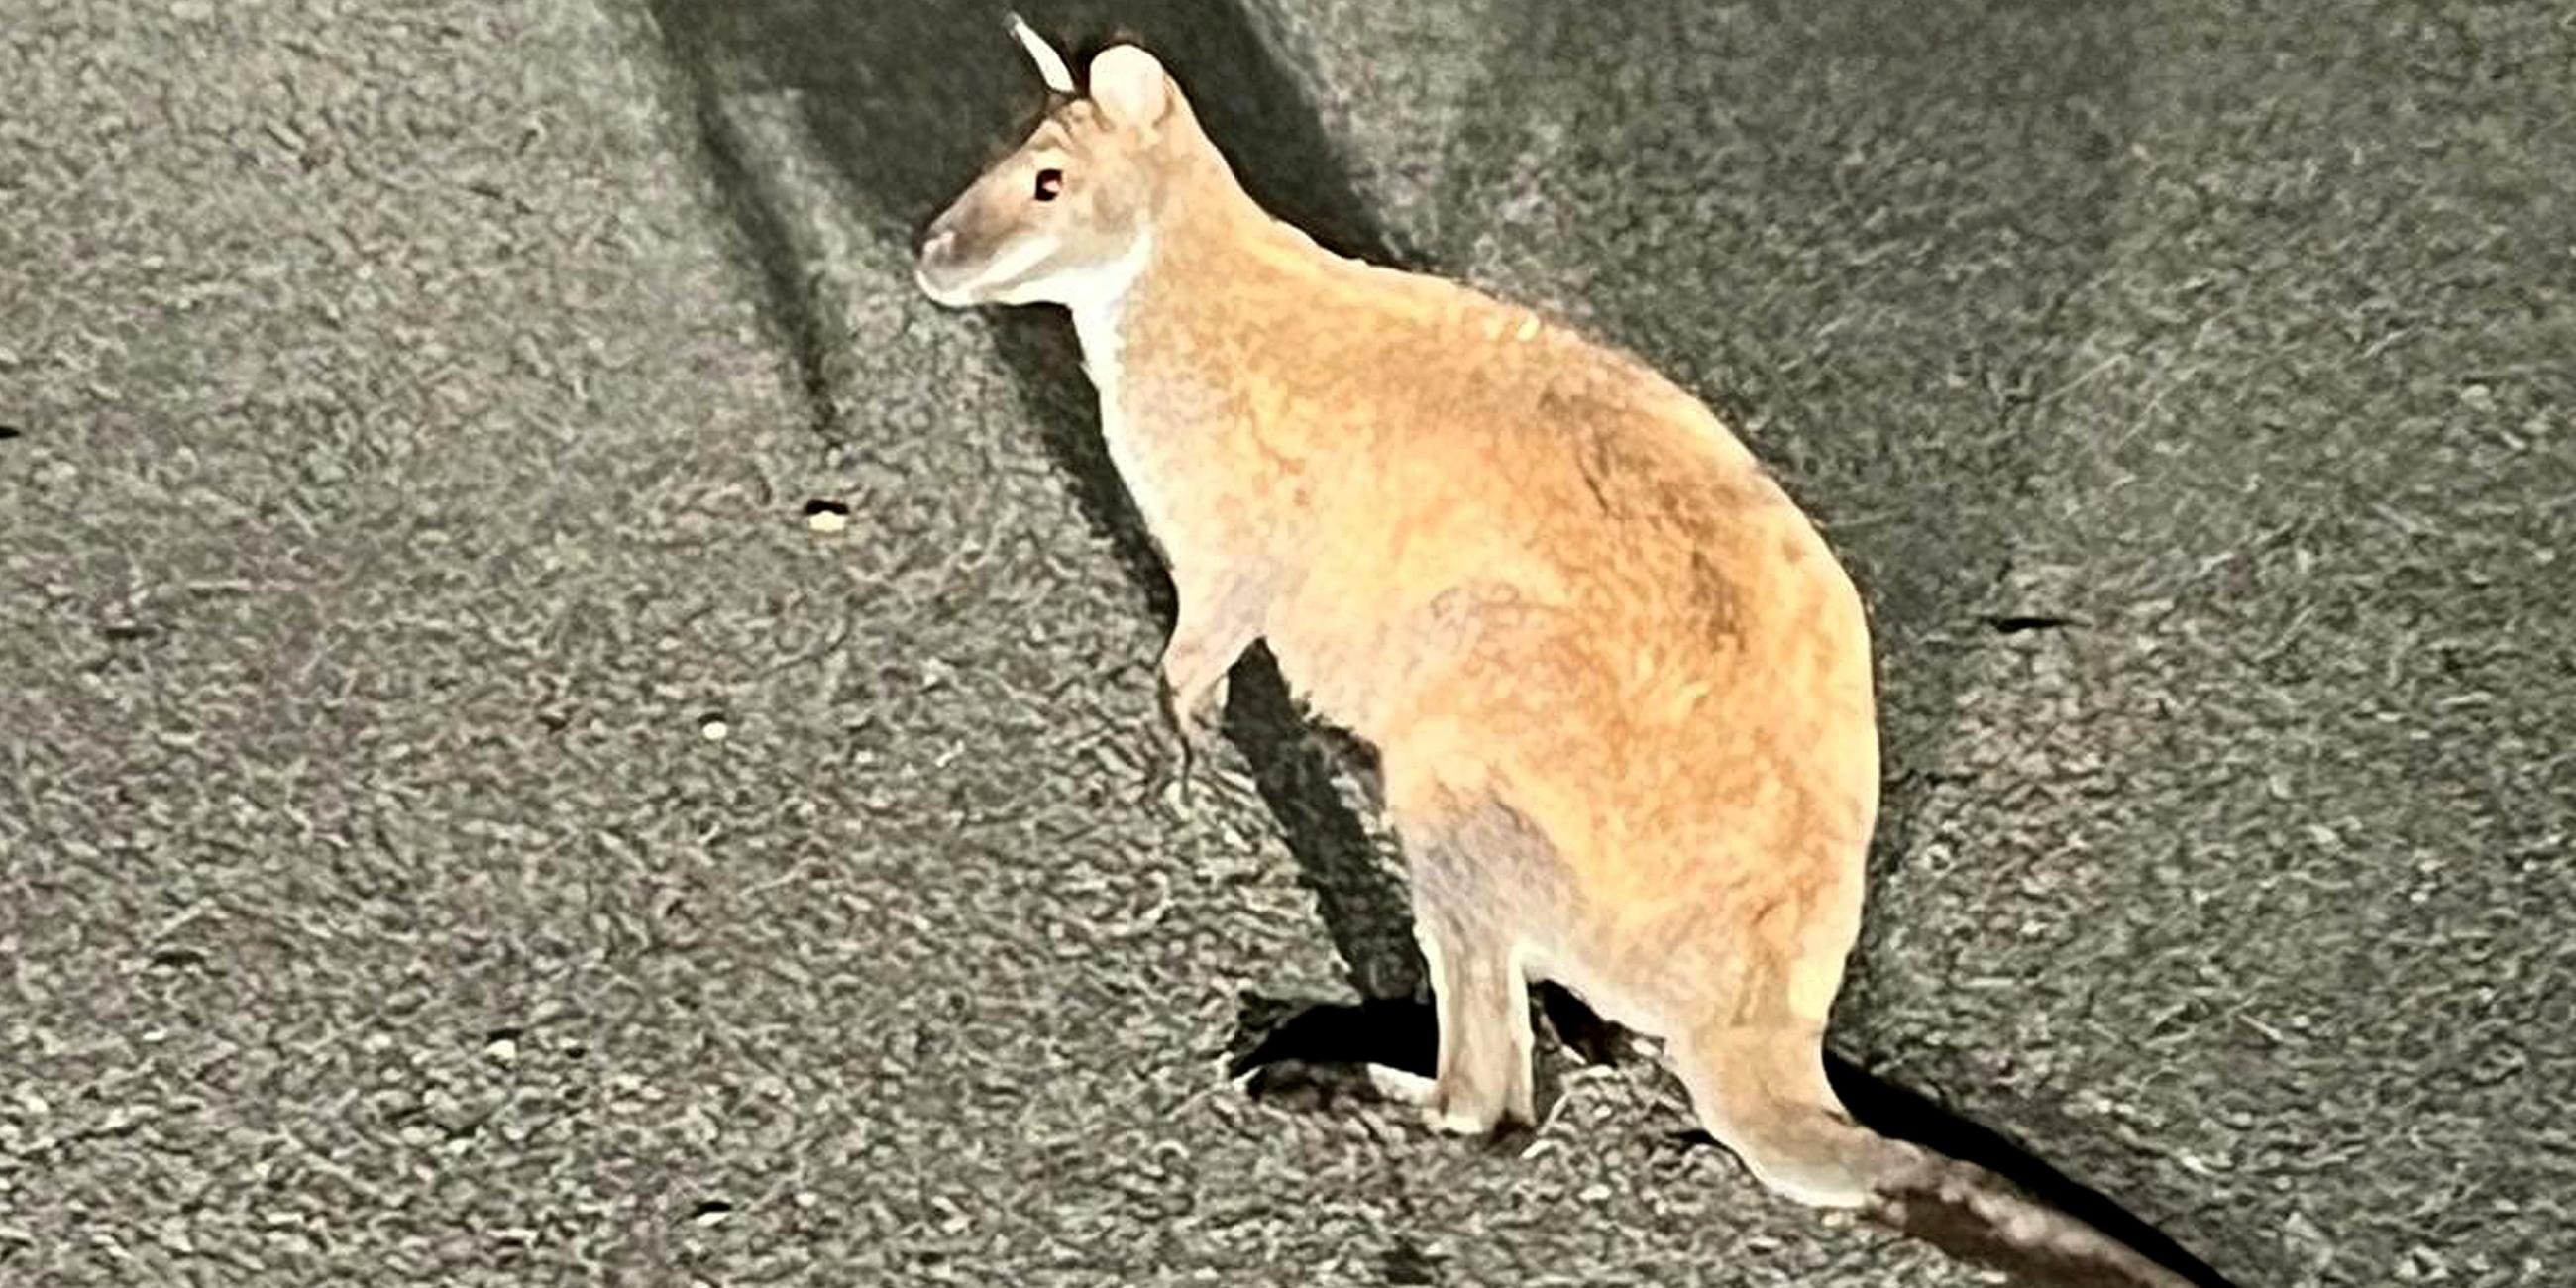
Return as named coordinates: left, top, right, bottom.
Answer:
left=914, top=16, right=1199, bottom=310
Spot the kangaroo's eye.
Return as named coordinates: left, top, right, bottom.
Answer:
left=1033, top=168, right=1064, bottom=201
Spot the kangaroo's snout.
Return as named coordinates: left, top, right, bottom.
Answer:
left=921, top=216, right=968, bottom=306
left=914, top=213, right=971, bottom=307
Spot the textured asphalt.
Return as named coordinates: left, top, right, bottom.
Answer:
left=4, top=0, right=2572, bottom=1284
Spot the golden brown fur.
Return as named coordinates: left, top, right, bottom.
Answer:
left=1143, top=216, right=1873, bottom=1023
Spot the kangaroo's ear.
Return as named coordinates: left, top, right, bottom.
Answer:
left=1006, top=12, right=1076, bottom=95
left=1089, top=45, right=1171, bottom=131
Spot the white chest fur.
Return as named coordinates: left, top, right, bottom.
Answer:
left=1067, top=275, right=1186, bottom=547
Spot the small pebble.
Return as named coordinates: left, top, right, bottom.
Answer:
left=699, top=717, right=729, bottom=742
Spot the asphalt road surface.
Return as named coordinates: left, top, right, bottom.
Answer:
left=5, top=0, right=2572, bottom=1284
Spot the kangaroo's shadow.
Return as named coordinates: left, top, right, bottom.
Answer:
left=1223, top=995, right=2229, bottom=1288
left=643, top=0, right=1430, bottom=1014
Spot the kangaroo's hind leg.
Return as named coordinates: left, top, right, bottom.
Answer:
left=1381, top=796, right=1561, bottom=1136
left=1660, top=875, right=1897, bottom=1209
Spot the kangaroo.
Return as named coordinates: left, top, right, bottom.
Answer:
left=915, top=15, right=2221, bottom=1288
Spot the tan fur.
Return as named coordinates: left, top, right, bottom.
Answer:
left=917, top=26, right=2200, bottom=1288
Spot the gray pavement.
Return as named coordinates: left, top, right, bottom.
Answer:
left=4, top=0, right=2572, bottom=1284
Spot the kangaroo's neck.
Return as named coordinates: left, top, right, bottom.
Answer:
left=1068, top=164, right=1325, bottom=400
left=1067, top=161, right=1336, bottom=563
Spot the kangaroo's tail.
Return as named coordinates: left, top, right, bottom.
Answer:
left=1863, top=1139, right=2221, bottom=1288
left=1674, top=1023, right=2231, bottom=1288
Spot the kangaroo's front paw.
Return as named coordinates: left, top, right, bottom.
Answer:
left=1153, top=672, right=1228, bottom=813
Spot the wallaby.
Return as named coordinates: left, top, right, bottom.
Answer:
left=915, top=15, right=2222, bottom=1288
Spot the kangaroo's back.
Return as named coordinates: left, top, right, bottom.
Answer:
left=1194, top=250, right=1874, bottom=797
